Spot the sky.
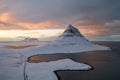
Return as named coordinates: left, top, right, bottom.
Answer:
left=0, top=0, right=120, bottom=41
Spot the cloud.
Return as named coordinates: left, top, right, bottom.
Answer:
left=77, top=25, right=109, bottom=36
left=0, top=21, right=28, bottom=30
left=104, top=20, right=120, bottom=35
left=16, top=20, right=62, bottom=29
left=0, top=0, right=120, bottom=40
left=0, top=20, right=62, bottom=30
left=74, top=19, right=120, bottom=36
left=2, top=0, right=119, bottom=23
left=105, top=20, right=120, bottom=27
left=73, top=19, right=108, bottom=36
left=0, top=12, right=13, bottom=22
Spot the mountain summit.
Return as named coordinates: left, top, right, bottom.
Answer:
left=62, top=24, right=84, bottom=37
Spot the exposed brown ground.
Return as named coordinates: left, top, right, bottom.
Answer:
left=28, top=54, right=66, bottom=63
left=4, top=45, right=37, bottom=49
left=28, top=56, right=44, bottom=63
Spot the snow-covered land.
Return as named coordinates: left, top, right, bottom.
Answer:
left=22, top=24, right=110, bottom=57
left=27, top=59, right=91, bottom=80
left=0, top=53, right=91, bottom=80
left=0, top=40, right=48, bottom=47
left=0, top=47, right=92, bottom=80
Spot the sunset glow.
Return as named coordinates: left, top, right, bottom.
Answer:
left=0, top=29, right=64, bottom=41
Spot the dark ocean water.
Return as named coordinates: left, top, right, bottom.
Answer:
left=29, top=41, right=120, bottom=80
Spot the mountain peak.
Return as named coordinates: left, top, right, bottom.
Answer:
left=62, top=24, right=84, bottom=37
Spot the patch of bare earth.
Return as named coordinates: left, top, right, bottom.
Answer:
left=5, top=45, right=37, bottom=49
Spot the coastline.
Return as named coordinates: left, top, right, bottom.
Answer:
left=54, top=64, right=94, bottom=80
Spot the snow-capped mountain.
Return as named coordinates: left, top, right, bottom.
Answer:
left=23, top=24, right=110, bottom=56
left=61, top=24, right=84, bottom=37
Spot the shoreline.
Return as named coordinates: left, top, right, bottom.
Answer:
left=54, top=64, right=94, bottom=80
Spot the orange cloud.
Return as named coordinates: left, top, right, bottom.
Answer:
left=0, top=13, right=11, bottom=22
left=16, top=20, right=61, bottom=29
left=73, top=19, right=110, bottom=36
left=0, top=12, right=61, bottom=30
left=76, top=25, right=109, bottom=36
left=0, top=11, right=109, bottom=37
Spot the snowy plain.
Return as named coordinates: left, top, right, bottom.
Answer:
left=0, top=45, right=92, bottom=80
left=0, top=42, right=92, bottom=80
left=0, top=39, right=109, bottom=80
